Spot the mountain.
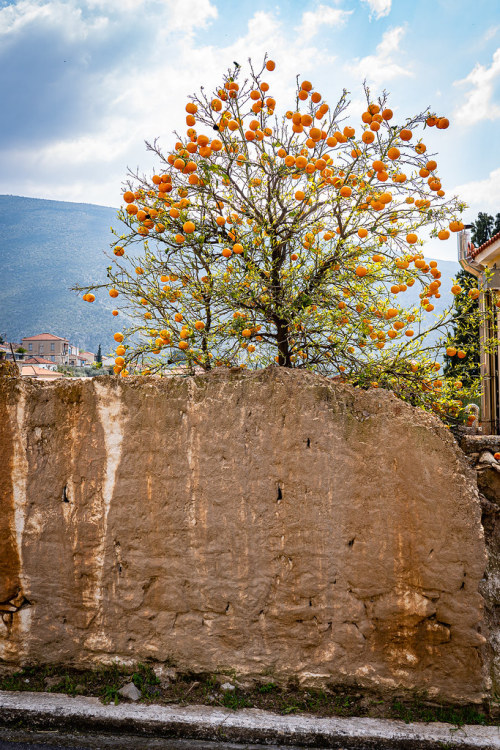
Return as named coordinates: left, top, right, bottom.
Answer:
left=0, top=195, right=120, bottom=353
left=0, top=195, right=462, bottom=356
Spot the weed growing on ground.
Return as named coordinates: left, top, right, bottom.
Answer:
left=390, top=698, right=487, bottom=726
left=0, top=665, right=496, bottom=726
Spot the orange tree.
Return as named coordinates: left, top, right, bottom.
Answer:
left=77, top=57, right=469, bottom=414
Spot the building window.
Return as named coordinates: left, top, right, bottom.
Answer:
left=39, top=344, right=43, bottom=353
left=50, top=356, right=55, bottom=362
left=28, top=343, right=32, bottom=351
left=50, top=343, right=55, bottom=351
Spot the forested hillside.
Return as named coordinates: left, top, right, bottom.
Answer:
left=0, top=195, right=461, bottom=356
left=0, top=195, right=120, bottom=353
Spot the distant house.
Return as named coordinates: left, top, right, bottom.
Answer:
left=22, top=333, right=69, bottom=365
left=23, top=356, right=58, bottom=370
left=67, top=343, right=81, bottom=366
left=78, top=351, right=96, bottom=366
left=0, top=343, right=23, bottom=360
left=20, top=364, right=63, bottom=381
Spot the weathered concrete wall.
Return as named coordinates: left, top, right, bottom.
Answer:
left=0, top=368, right=489, bottom=702
left=458, top=434, right=500, bottom=698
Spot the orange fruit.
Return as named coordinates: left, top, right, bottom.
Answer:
left=266, top=60, right=276, bottom=71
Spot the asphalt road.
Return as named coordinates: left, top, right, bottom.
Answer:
left=0, top=732, right=319, bottom=750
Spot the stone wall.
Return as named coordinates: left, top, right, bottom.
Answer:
left=0, top=368, right=490, bottom=702
left=457, top=434, right=500, bottom=698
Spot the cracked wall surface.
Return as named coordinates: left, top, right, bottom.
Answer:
left=0, top=368, right=489, bottom=702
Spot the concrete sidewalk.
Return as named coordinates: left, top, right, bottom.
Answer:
left=0, top=690, right=499, bottom=749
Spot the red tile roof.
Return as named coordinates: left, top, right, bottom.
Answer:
left=22, top=333, right=68, bottom=341
left=23, top=356, right=56, bottom=364
left=469, top=231, right=500, bottom=259
left=20, top=365, right=62, bottom=378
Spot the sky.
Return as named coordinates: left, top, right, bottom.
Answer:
left=1, top=0, right=500, bottom=261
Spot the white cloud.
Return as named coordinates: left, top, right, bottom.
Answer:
left=0, top=0, right=100, bottom=41
left=162, top=0, right=217, bottom=32
left=300, top=4, right=352, bottom=41
left=483, top=25, right=500, bottom=43
left=453, top=47, right=500, bottom=125
left=453, top=167, right=500, bottom=216
left=361, top=0, right=392, bottom=20
left=0, top=4, right=340, bottom=205
left=345, top=26, right=412, bottom=85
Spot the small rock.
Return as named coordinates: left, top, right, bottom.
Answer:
left=234, top=678, right=255, bottom=690
left=220, top=682, right=235, bottom=692
left=118, top=682, right=141, bottom=701
left=478, top=451, right=496, bottom=465
left=74, top=684, right=86, bottom=694
left=153, top=665, right=177, bottom=681
left=44, top=676, right=61, bottom=690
